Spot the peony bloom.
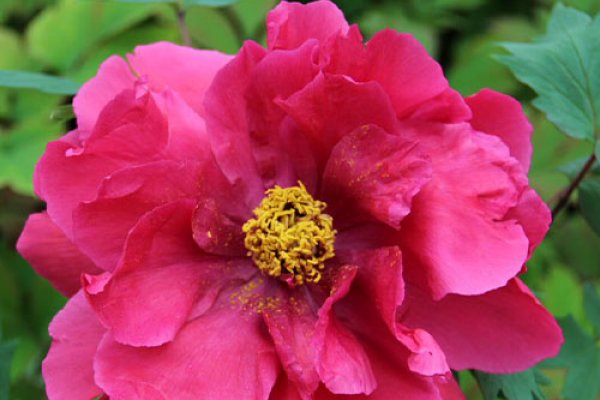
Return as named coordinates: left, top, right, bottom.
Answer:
left=17, top=1, right=562, bottom=399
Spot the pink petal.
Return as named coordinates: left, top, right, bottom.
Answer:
left=204, top=41, right=268, bottom=208
left=267, top=0, right=349, bottom=50
left=262, top=266, right=374, bottom=398
left=269, top=374, right=303, bottom=400
left=399, top=123, right=529, bottom=299
left=505, top=188, right=551, bottom=258
left=322, top=125, right=431, bottom=229
left=37, top=89, right=169, bottom=237
left=17, top=212, right=102, bottom=296
left=73, top=56, right=135, bottom=134
left=73, top=160, right=222, bottom=271
left=467, top=88, right=533, bottom=171
left=34, top=139, right=122, bottom=238
left=128, top=41, right=233, bottom=118
left=244, top=40, right=320, bottom=188
left=314, top=265, right=376, bottom=395
left=94, top=299, right=279, bottom=400
left=325, top=29, right=448, bottom=119
left=279, top=74, right=398, bottom=169
left=43, top=291, right=106, bottom=400
left=84, top=200, right=217, bottom=347
left=409, top=88, right=472, bottom=123
left=192, top=197, right=246, bottom=257
left=341, top=247, right=449, bottom=376
left=363, top=30, right=448, bottom=118
left=313, top=349, right=464, bottom=400
left=400, top=279, right=563, bottom=372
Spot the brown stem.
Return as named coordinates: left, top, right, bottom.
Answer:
left=175, top=5, right=192, bottom=47
left=551, top=152, right=596, bottom=221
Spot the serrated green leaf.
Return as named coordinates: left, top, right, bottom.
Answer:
left=498, top=4, right=600, bottom=141
left=583, top=283, right=600, bottom=334
left=0, top=70, right=79, bottom=95
left=543, top=316, right=600, bottom=400
left=474, top=369, right=546, bottom=400
left=0, top=340, right=17, bottom=400
left=579, top=180, right=600, bottom=235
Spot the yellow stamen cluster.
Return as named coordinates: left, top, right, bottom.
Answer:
left=242, top=182, right=336, bottom=286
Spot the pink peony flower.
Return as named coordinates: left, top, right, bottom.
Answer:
left=17, top=1, right=562, bottom=399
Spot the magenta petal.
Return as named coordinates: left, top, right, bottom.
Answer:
left=35, top=138, right=122, bottom=237
left=322, top=125, right=431, bottom=229
left=467, top=88, right=533, bottom=172
left=401, top=279, right=563, bottom=372
left=43, top=291, right=106, bottom=400
left=343, top=247, right=449, bottom=376
left=505, top=188, right=551, bottom=258
left=73, top=56, right=135, bottom=134
left=128, top=41, right=232, bottom=118
left=263, top=266, right=374, bottom=397
left=362, top=30, right=447, bottom=118
left=74, top=160, right=206, bottom=271
left=314, top=265, right=376, bottom=395
left=94, top=304, right=279, bottom=400
left=84, top=200, right=205, bottom=347
left=192, top=197, right=246, bottom=257
left=17, top=212, right=102, bottom=296
left=267, top=0, right=349, bottom=50
left=399, top=123, right=529, bottom=298
left=204, top=41, right=268, bottom=207
left=280, top=74, right=398, bottom=168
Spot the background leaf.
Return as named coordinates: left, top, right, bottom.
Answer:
left=498, top=4, right=600, bottom=140
left=0, top=70, right=79, bottom=95
left=474, top=369, right=546, bottom=400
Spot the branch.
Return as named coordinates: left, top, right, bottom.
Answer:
left=174, top=4, right=192, bottom=47
left=551, top=152, right=596, bottom=221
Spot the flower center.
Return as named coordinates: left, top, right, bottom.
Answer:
left=242, top=182, right=336, bottom=286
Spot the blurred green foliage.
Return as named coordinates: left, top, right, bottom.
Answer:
left=0, top=0, right=599, bottom=399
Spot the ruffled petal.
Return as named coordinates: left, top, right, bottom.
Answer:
left=73, top=161, right=201, bottom=271
left=94, top=297, right=279, bottom=400
left=262, top=265, right=375, bottom=398
left=267, top=0, right=349, bottom=50
left=279, top=74, right=398, bottom=169
left=341, top=247, right=449, bottom=376
left=321, top=125, right=431, bottom=229
left=84, top=200, right=232, bottom=347
left=17, top=212, right=102, bottom=296
left=37, top=89, right=168, bottom=237
left=204, top=41, right=268, bottom=208
left=467, top=88, right=533, bottom=172
left=505, top=188, right=551, bottom=258
left=128, top=41, right=232, bottom=118
left=400, top=279, right=563, bottom=372
left=73, top=56, right=135, bottom=134
left=43, top=291, right=106, bottom=400
left=399, top=123, right=529, bottom=299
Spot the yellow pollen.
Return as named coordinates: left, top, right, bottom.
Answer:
left=242, top=182, right=336, bottom=286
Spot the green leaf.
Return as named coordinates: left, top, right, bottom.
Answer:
left=0, top=340, right=17, bottom=400
left=27, top=0, right=164, bottom=72
left=583, top=282, right=600, bottom=334
left=474, top=369, right=546, bottom=400
left=579, top=180, right=600, bottom=235
left=543, top=316, right=600, bottom=400
left=498, top=4, right=600, bottom=141
left=184, top=0, right=240, bottom=6
left=0, top=70, right=79, bottom=95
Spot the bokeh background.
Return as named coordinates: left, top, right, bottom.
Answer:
left=1, top=0, right=599, bottom=398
